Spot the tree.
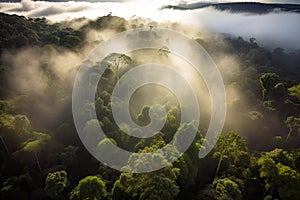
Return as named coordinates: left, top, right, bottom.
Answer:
left=55, top=123, right=74, bottom=145
left=284, top=116, right=300, bottom=143
left=82, top=119, right=102, bottom=148
left=70, top=176, right=107, bottom=200
left=0, top=173, right=32, bottom=199
left=249, top=37, right=256, bottom=44
left=21, top=131, right=50, bottom=172
left=197, top=177, right=243, bottom=200
left=112, top=142, right=180, bottom=200
left=214, top=131, right=247, bottom=177
left=258, top=156, right=300, bottom=199
left=257, top=157, right=277, bottom=195
left=265, top=148, right=295, bottom=167
left=60, top=145, right=78, bottom=167
left=112, top=169, right=180, bottom=200
left=61, top=35, right=81, bottom=48
left=276, top=163, right=300, bottom=199
left=45, top=170, right=68, bottom=199
left=288, top=83, right=300, bottom=101
left=0, top=136, right=9, bottom=154
left=104, top=53, right=132, bottom=93
left=214, top=177, right=243, bottom=200
left=259, top=73, right=280, bottom=100
left=97, top=138, right=122, bottom=164
left=158, top=46, right=171, bottom=57
left=0, top=114, right=35, bottom=155
left=136, top=105, right=151, bottom=126
left=14, top=114, right=30, bottom=133
left=14, top=34, right=29, bottom=47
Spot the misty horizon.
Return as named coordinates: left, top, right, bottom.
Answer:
left=0, top=0, right=300, bottom=50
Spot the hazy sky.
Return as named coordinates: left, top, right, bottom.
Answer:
left=0, top=0, right=299, bottom=50
left=182, top=0, right=300, bottom=3
left=0, top=0, right=299, bottom=3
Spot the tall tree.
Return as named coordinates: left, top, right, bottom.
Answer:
left=112, top=141, right=180, bottom=200
left=70, top=176, right=107, bottom=200
left=197, top=177, right=243, bottom=200
left=60, top=145, right=79, bottom=167
left=258, top=156, right=300, bottom=199
left=284, top=116, right=300, bottom=143
left=0, top=173, right=32, bottom=200
left=104, top=53, right=132, bottom=93
left=259, top=73, right=280, bottom=100
left=21, top=131, right=50, bottom=172
left=45, top=170, right=68, bottom=199
left=214, top=131, right=247, bottom=177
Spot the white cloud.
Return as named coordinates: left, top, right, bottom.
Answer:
left=0, top=0, right=299, bottom=50
left=179, top=7, right=300, bottom=50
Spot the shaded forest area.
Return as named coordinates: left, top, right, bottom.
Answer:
left=0, top=13, right=300, bottom=200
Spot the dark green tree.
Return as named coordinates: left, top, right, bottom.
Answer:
left=60, top=145, right=79, bottom=167
left=197, top=177, right=243, bottom=200
left=70, top=176, right=107, bottom=200
left=285, top=116, right=300, bottom=143
left=259, top=73, right=280, bottom=100
left=45, top=170, right=68, bottom=199
left=214, top=131, right=247, bottom=177
left=258, top=156, right=300, bottom=199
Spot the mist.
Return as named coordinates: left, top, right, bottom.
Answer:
left=174, top=7, right=300, bottom=50
left=0, top=46, right=86, bottom=130
left=0, top=1, right=298, bottom=149
left=1, top=0, right=300, bottom=50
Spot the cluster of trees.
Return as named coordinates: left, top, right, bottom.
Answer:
left=0, top=12, right=128, bottom=51
left=0, top=13, right=299, bottom=199
left=0, top=13, right=81, bottom=49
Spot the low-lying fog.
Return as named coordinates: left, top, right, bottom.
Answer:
left=0, top=0, right=300, bottom=50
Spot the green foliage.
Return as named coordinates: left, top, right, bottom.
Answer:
left=214, top=131, right=247, bottom=176
left=70, top=176, right=107, bottom=200
left=21, top=131, right=50, bottom=154
left=248, top=111, right=264, bottom=120
left=61, top=35, right=81, bottom=48
left=258, top=156, right=300, bottom=199
left=105, top=53, right=132, bottom=72
left=197, top=177, right=243, bottom=200
left=112, top=168, right=180, bottom=200
left=14, top=114, right=30, bottom=133
left=45, top=170, right=68, bottom=199
left=0, top=173, right=32, bottom=200
left=288, top=83, right=300, bottom=101
left=214, top=178, right=243, bottom=200
left=285, top=116, right=300, bottom=142
left=60, top=145, right=78, bottom=166
left=216, top=131, right=247, bottom=156
left=158, top=46, right=171, bottom=57
left=0, top=13, right=84, bottom=49
left=136, top=105, right=151, bottom=126
left=112, top=140, right=180, bottom=200
left=265, top=148, right=295, bottom=167
left=83, top=15, right=128, bottom=32
left=259, top=73, right=280, bottom=100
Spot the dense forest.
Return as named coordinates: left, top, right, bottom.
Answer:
left=0, top=12, right=300, bottom=200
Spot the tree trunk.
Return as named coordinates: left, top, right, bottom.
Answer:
left=215, top=150, right=225, bottom=178
left=285, top=128, right=292, bottom=143
left=0, top=136, right=9, bottom=154
left=34, top=152, right=42, bottom=172
left=117, top=72, right=119, bottom=94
